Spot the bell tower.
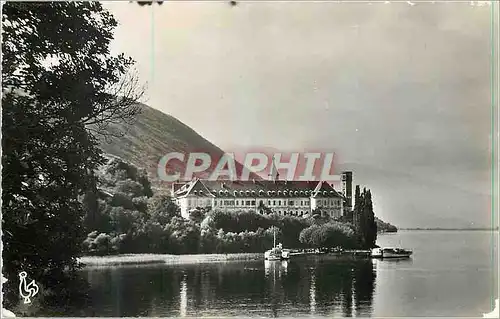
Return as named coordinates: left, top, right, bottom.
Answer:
left=341, top=171, right=353, bottom=212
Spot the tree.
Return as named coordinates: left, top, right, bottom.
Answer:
left=136, top=1, right=164, bottom=5
left=353, top=187, right=377, bottom=249
left=2, top=2, right=143, bottom=308
left=188, top=208, right=205, bottom=224
left=363, top=190, right=377, bottom=248
left=353, top=185, right=361, bottom=225
left=132, top=1, right=237, bottom=6
left=299, top=222, right=355, bottom=249
left=148, top=194, right=181, bottom=225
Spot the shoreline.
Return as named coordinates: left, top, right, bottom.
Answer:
left=398, top=228, right=499, bottom=231
left=79, top=253, right=263, bottom=267
left=79, top=250, right=375, bottom=267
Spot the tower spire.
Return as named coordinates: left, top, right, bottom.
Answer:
left=268, top=155, right=279, bottom=182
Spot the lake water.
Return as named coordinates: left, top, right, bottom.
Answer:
left=78, top=231, right=497, bottom=317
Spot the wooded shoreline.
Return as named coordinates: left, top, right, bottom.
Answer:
left=79, top=253, right=263, bottom=267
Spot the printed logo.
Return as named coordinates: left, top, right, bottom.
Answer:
left=157, top=151, right=341, bottom=183
left=19, top=271, right=39, bottom=304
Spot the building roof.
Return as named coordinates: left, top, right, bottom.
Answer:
left=174, top=179, right=216, bottom=197
left=174, top=179, right=344, bottom=199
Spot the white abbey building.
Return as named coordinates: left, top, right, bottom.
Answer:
left=171, top=166, right=354, bottom=220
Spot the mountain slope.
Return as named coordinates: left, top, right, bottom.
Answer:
left=98, top=103, right=259, bottom=192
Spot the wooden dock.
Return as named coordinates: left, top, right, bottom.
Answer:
left=285, top=248, right=372, bottom=258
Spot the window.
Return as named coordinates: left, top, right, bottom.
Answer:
left=236, top=200, right=239, bottom=205
left=268, top=200, right=271, bottom=205
left=278, top=200, right=281, bottom=205
left=251, top=200, right=256, bottom=205
left=273, top=200, right=276, bottom=205
left=289, top=200, right=294, bottom=206
left=301, top=200, right=304, bottom=206
left=246, top=200, right=251, bottom=205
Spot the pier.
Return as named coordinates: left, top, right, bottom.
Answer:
left=285, top=248, right=372, bottom=258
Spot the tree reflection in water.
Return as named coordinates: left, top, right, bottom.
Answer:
left=34, top=257, right=377, bottom=317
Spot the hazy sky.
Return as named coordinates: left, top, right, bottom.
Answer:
left=104, top=1, right=496, bottom=228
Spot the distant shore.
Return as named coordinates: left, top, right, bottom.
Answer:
left=399, top=228, right=499, bottom=231
left=79, top=253, right=263, bottom=267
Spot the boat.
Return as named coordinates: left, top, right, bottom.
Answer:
left=371, top=247, right=413, bottom=259
left=281, top=249, right=290, bottom=260
left=265, top=246, right=283, bottom=261
left=264, top=227, right=289, bottom=261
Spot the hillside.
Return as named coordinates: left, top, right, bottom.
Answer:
left=98, top=103, right=260, bottom=193
left=375, top=217, right=398, bottom=233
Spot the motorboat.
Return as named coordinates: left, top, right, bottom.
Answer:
left=265, top=246, right=283, bottom=261
left=264, top=227, right=289, bottom=261
left=371, top=247, right=413, bottom=259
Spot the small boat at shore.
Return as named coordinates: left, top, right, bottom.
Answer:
left=371, top=247, right=412, bottom=259
left=281, top=249, right=290, bottom=260
left=265, top=246, right=283, bottom=261
left=264, top=227, right=290, bottom=261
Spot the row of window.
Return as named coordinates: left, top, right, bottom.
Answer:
left=215, top=200, right=257, bottom=207
left=186, top=198, right=341, bottom=208
left=266, top=199, right=310, bottom=206
left=264, top=210, right=341, bottom=218
left=316, top=199, right=341, bottom=207
left=213, top=199, right=312, bottom=207
left=269, top=211, right=308, bottom=217
left=195, top=190, right=340, bottom=197
left=188, top=199, right=340, bottom=208
left=187, top=199, right=212, bottom=207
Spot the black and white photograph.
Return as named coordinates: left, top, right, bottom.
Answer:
left=1, top=0, right=499, bottom=317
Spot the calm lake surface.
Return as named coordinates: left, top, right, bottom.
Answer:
left=79, top=230, right=498, bottom=317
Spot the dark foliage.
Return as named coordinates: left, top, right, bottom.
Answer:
left=2, top=2, right=142, bottom=308
left=353, top=185, right=378, bottom=248
left=299, top=222, right=356, bottom=249
left=136, top=1, right=164, bottom=6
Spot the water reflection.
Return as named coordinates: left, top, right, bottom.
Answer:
left=73, top=257, right=376, bottom=317
left=179, top=274, right=187, bottom=317
left=310, top=270, right=316, bottom=315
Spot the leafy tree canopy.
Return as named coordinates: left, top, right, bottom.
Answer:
left=2, top=2, right=142, bottom=309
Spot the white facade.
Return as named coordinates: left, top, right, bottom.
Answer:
left=172, top=179, right=345, bottom=220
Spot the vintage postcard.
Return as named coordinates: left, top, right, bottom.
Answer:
left=1, top=0, right=499, bottom=317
